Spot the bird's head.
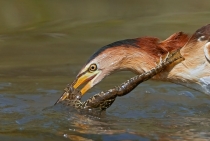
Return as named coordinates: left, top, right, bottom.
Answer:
left=71, top=39, right=143, bottom=95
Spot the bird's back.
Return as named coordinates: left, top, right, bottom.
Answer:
left=155, top=24, right=210, bottom=94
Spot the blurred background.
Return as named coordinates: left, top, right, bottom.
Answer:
left=1, top=0, right=210, bottom=140
left=0, top=0, right=210, bottom=34
left=1, top=0, right=210, bottom=71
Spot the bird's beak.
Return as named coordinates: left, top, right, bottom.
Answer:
left=73, top=70, right=99, bottom=95
left=55, top=70, right=99, bottom=104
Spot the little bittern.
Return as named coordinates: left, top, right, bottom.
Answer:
left=58, top=24, right=210, bottom=102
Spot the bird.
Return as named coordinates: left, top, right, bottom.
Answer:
left=61, top=24, right=210, bottom=101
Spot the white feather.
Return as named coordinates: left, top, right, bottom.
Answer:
left=199, top=76, right=210, bottom=94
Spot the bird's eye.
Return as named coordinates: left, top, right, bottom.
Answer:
left=88, top=64, right=97, bottom=72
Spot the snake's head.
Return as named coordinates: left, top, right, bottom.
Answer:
left=54, top=85, right=82, bottom=105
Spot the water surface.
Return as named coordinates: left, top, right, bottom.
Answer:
left=1, top=1, right=210, bottom=140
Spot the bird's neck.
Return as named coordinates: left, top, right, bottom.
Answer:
left=118, top=32, right=190, bottom=74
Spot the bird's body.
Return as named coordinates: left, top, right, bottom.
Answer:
left=154, top=25, right=210, bottom=94
left=57, top=24, right=210, bottom=103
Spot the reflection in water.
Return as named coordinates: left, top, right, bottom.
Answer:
left=1, top=0, right=210, bottom=140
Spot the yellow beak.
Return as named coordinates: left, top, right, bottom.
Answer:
left=55, top=71, right=99, bottom=104
left=73, top=71, right=98, bottom=95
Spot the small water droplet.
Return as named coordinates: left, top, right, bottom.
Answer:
left=179, top=91, right=195, bottom=98
left=63, top=134, right=68, bottom=138
left=145, top=90, right=151, bottom=94
left=69, top=128, right=76, bottom=131
left=76, top=95, right=81, bottom=99
left=19, top=127, right=24, bottom=130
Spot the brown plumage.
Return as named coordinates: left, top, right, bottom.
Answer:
left=99, top=32, right=189, bottom=75
left=136, top=32, right=189, bottom=57
left=57, top=24, right=210, bottom=101
left=155, top=24, right=210, bottom=94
